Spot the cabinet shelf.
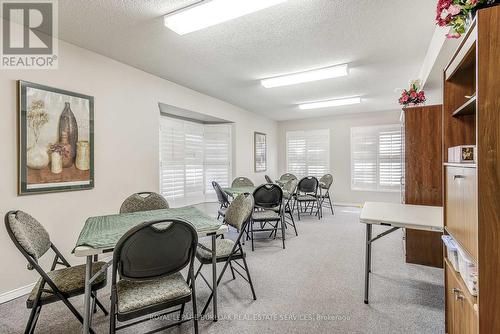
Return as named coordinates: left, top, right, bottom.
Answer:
left=445, top=20, right=477, bottom=81
left=444, top=162, right=477, bottom=168
left=444, top=226, right=478, bottom=264
left=452, top=96, right=476, bottom=117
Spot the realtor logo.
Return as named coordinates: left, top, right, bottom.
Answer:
left=1, top=0, right=58, bottom=69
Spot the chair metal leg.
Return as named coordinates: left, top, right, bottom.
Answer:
left=179, top=303, right=185, bottom=322
left=288, top=210, right=298, bottom=236
left=25, top=304, right=41, bottom=334
left=229, top=261, right=236, bottom=280
left=110, top=292, right=116, bottom=334
left=281, top=217, right=286, bottom=249
left=191, top=276, right=199, bottom=334
left=328, top=196, right=334, bottom=215
left=296, top=201, right=301, bottom=221
left=241, top=256, right=257, bottom=300
left=251, top=221, right=255, bottom=251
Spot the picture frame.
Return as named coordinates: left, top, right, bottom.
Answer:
left=18, top=81, right=94, bottom=195
left=254, top=132, right=267, bottom=172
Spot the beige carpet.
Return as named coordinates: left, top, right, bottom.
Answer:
left=0, top=204, right=444, bottom=334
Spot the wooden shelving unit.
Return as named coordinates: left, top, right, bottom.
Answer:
left=442, top=6, right=500, bottom=334
left=452, top=95, right=476, bottom=117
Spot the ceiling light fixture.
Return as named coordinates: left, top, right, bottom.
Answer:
left=164, top=0, right=287, bottom=35
left=261, top=64, right=349, bottom=88
left=299, top=96, right=361, bottom=110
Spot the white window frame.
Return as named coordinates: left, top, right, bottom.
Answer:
left=285, top=129, right=330, bottom=178
left=159, top=116, right=232, bottom=206
left=350, top=124, right=402, bottom=192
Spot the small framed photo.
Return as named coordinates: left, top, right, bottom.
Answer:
left=254, top=132, right=267, bottom=172
left=18, top=81, right=94, bottom=195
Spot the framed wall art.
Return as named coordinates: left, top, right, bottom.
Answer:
left=254, top=132, right=267, bottom=172
left=18, top=81, right=94, bottom=195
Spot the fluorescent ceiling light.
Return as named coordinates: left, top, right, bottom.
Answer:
left=164, top=0, right=287, bottom=35
left=299, top=97, right=361, bottom=110
left=261, top=64, right=349, bottom=88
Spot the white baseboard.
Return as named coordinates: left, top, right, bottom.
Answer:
left=0, top=283, right=35, bottom=304
left=332, top=201, right=363, bottom=208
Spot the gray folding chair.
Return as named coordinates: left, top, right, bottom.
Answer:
left=231, top=177, right=254, bottom=187
left=195, top=193, right=256, bottom=316
left=119, top=192, right=169, bottom=214
left=250, top=184, right=285, bottom=250
left=109, top=219, right=199, bottom=333
left=4, top=211, right=108, bottom=334
left=212, top=181, right=230, bottom=220
left=295, top=176, right=322, bottom=220
left=319, top=174, right=335, bottom=215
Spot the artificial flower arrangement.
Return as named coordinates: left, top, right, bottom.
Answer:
left=398, top=80, right=426, bottom=106
left=436, top=0, right=492, bottom=38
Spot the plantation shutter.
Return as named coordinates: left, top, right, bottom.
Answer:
left=378, top=128, right=403, bottom=190
left=204, top=125, right=231, bottom=193
left=350, top=125, right=402, bottom=192
left=286, top=130, right=330, bottom=178
left=160, top=118, right=185, bottom=200
left=159, top=116, right=232, bottom=204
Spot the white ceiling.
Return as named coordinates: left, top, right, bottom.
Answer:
left=58, top=0, right=438, bottom=121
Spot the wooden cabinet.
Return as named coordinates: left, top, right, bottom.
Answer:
left=445, top=260, right=478, bottom=334
left=403, top=104, right=443, bottom=268
left=445, top=166, right=478, bottom=260
left=443, top=6, right=500, bottom=334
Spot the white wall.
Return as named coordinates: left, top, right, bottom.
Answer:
left=0, top=40, right=277, bottom=296
left=277, top=111, right=402, bottom=205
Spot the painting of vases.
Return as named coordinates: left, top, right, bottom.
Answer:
left=18, top=81, right=94, bottom=195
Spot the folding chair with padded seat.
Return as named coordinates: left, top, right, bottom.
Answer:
left=4, top=210, right=108, bottom=334
left=194, top=193, right=257, bottom=317
left=250, top=184, right=285, bottom=250
left=119, top=192, right=169, bottom=214
left=295, top=176, right=322, bottom=220
left=109, top=219, right=199, bottom=333
left=212, top=181, right=230, bottom=220
left=318, top=174, right=334, bottom=215
left=231, top=177, right=254, bottom=187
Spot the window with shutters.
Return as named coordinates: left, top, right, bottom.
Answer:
left=350, top=125, right=402, bottom=192
left=160, top=117, right=232, bottom=205
left=286, top=130, right=330, bottom=178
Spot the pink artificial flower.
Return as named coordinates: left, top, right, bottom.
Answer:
left=410, top=91, right=417, bottom=99
left=468, top=0, right=478, bottom=5
left=446, top=32, right=461, bottom=39
left=448, top=4, right=462, bottom=16
left=402, top=95, right=409, bottom=103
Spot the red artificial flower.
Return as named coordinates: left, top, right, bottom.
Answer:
left=417, top=91, right=425, bottom=99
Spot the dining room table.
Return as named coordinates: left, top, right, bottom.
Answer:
left=73, top=206, right=228, bottom=333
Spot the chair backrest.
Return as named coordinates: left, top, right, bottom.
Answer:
left=264, top=175, right=273, bottom=184
left=4, top=211, right=51, bottom=263
left=297, top=176, right=319, bottom=194
left=231, top=177, right=254, bottom=187
left=120, top=192, right=169, bottom=214
left=212, top=181, right=229, bottom=206
left=113, top=219, right=198, bottom=281
left=279, top=173, right=297, bottom=182
left=224, top=193, right=255, bottom=231
left=319, top=174, right=334, bottom=190
left=253, top=184, right=283, bottom=210
left=283, top=178, right=298, bottom=195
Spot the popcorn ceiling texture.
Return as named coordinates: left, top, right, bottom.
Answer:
left=57, top=0, right=438, bottom=121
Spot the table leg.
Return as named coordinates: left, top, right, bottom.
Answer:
left=83, top=255, right=92, bottom=333
left=364, top=224, right=372, bottom=304
left=211, top=234, right=218, bottom=322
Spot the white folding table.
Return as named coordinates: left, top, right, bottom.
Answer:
left=359, top=202, right=443, bottom=304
